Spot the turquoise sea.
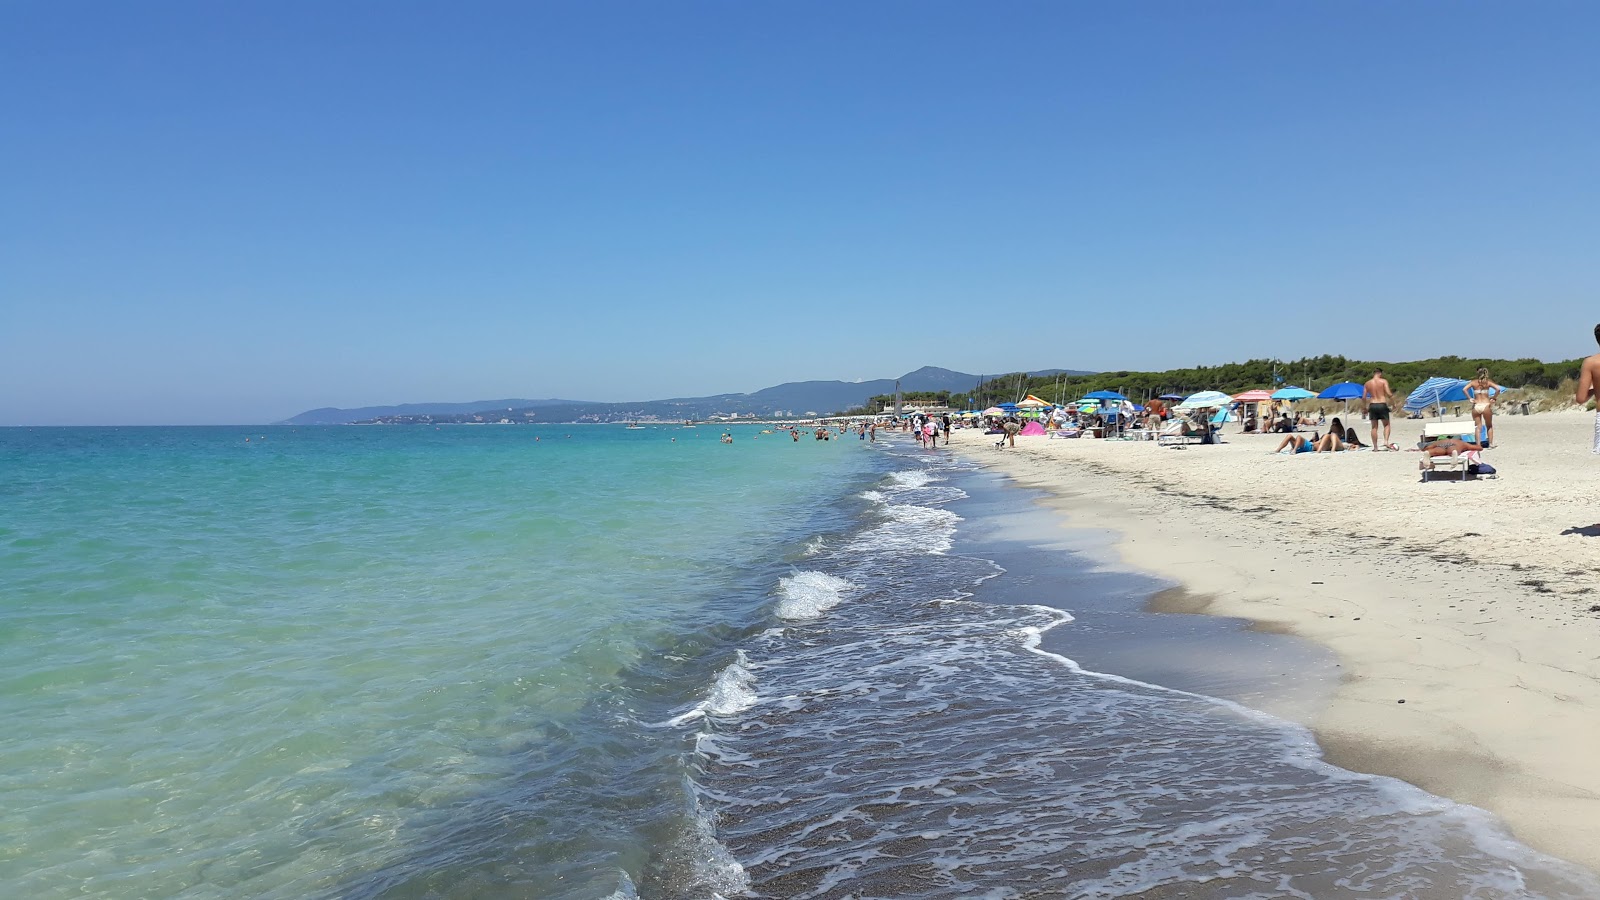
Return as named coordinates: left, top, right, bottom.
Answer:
left=6, top=424, right=1599, bottom=899
left=1, top=424, right=879, bottom=898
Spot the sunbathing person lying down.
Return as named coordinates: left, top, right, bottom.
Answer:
left=1274, top=434, right=1319, bottom=454
left=1420, top=438, right=1485, bottom=457
left=1276, top=426, right=1361, bottom=454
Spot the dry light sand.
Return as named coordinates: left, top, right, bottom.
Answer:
left=952, top=409, right=1600, bottom=874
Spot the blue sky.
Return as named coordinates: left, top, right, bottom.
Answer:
left=3, top=1, right=1597, bottom=424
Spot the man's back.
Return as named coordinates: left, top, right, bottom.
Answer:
left=1576, top=354, right=1600, bottom=405
left=1364, top=376, right=1392, bottom=405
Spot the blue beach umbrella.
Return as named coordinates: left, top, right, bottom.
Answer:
left=1158, top=394, right=1186, bottom=401
left=1271, top=386, right=1316, bottom=401
left=1084, top=390, right=1128, bottom=401
left=1317, top=382, right=1365, bottom=401
left=1404, top=377, right=1470, bottom=415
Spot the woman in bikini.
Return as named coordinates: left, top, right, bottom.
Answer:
left=1466, top=367, right=1504, bottom=446
left=1274, top=433, right=1317, bottom=453
left=1312, top=417, right=1347, bottom=452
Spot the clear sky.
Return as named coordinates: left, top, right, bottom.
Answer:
left=4, top=1, right=1597, bottom=424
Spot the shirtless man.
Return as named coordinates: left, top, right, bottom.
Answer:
left=1575, top=324, right=1600, bottom=455
left=1363, top=368, right=1396, bottom=450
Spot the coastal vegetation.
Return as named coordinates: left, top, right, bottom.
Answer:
left=973, top=355, right=1584, bottom=407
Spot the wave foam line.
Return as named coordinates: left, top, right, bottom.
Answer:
left=662, top=651, right=758, bottom=726
left=775, top=571, right=854, bottom=620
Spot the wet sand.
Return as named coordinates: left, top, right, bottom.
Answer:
left=947, top=410, right=1600, bottom=874
left=949, top=467, right=1341, bottom=725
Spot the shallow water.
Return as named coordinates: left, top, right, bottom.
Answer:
left=0, top=424, right=878, bottom=899
left=678, top=440, right=1600, bottom=898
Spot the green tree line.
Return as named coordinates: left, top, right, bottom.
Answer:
left=974, top=355, right=1582, bottom=406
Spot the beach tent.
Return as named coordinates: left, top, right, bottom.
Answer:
left=1084, top=390, right=1128, bottom=402
left=1271, top=386, right=1316, bottom=401
left=1175, top=390, right=1233, bottom=411
left=1019, top=420, right=1047, bottom=436
left=1317, top=382, right=1365, bottom=400
left=1232, top=389, right=1274, bottom=403
left=1404, top=377, right=1471, bottom=416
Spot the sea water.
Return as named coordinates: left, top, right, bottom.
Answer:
left=3, top=426, right=1597, bottom=898
left=0, top=424, right=877, bottom=898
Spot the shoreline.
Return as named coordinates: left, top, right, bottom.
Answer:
left=947, top=409, right=1600, bottom=875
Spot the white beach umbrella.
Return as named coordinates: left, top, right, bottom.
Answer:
left=1175, top=390, right=1232, bottom=411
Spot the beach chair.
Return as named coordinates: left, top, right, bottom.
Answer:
left=1157, top=419, right=1200, bottom=448
left=1422, top=421, right=1479, bottom=443
left=1421, top=450, right=1472, bottom=483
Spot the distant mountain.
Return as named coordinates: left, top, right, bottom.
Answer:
left=281, top=398, right=585, bottom=426
left=278, top=367, right=1094, bottom=425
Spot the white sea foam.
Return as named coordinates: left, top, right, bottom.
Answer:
left=682, top=783, right=752, bottom=899
left=887, top=469, right=937, bottom=489
left=846, top=503, right=962, bottom=555
left=775, top=571, right=854, bottom=620
left=801, top=535, right=827, bottom=556
left=705, top=653, right=757, bottom=717
left=665, top=651, right=758, bottom=725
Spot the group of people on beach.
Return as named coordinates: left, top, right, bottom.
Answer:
left=1268, top=367, right=1504, bottom=458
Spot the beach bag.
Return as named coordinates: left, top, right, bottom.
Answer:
left=1468, top=462, right=1496, bottom=476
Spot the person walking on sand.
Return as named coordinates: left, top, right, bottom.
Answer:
left=1575, top=325, right=1600, bottom=454
left=1467, top=367, right=1504, bottom=446
left=1363, top=368, right=1396, bottom=450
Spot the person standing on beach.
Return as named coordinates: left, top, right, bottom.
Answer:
left=940, top=414, right=952, bottom=445
left=1364, top=369, right=1396, bottom=450
left=1575, top=325, right=1600, bottom=454
left=1467, top=367, right=1503, bottom=446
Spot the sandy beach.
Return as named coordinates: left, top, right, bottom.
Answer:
left=952, top=409, right=1600, bottom=874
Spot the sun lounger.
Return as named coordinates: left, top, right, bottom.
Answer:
left=1422, top=421, right=1479, bottom=443
left=1421, top=452, right=1471, bottom=482
left=1048, top=428, right=1081, bottom=439
left=1157, top=419, right=1201, bottom=447
left=1420, top=445, right=1493, bottom=482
